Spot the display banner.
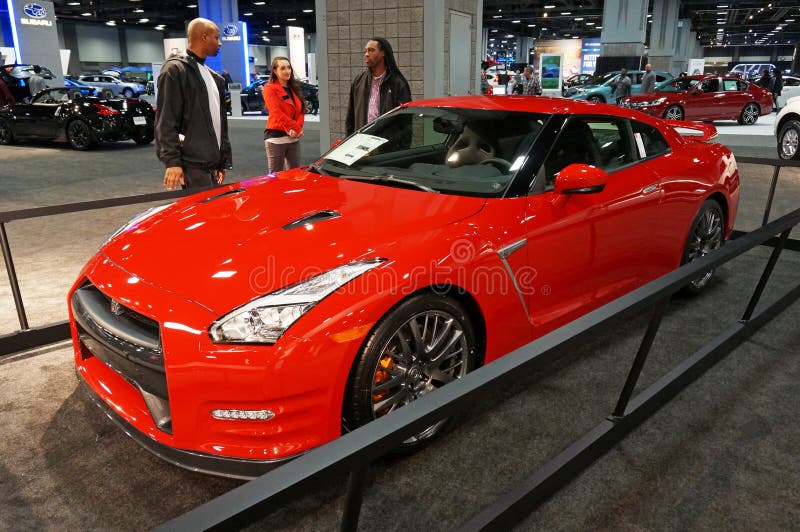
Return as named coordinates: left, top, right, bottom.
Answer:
left=217, top=21, right=249, bottom=88
left=287, top=26, right=306, bottom=81
left=581, top=38, right=601, bottom=74
left=5, top=0, right=63, bottom=84
left=540, top=53, right=563, bottom=96
left=688, top=58, right=705, bottom=76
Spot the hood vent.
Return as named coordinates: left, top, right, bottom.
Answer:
left=199, top=187, right=246, bottom=203
left=283, top=210, right=342, bottom=230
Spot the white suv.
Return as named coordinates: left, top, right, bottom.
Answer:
left=775, top=95, right=800, bottom=160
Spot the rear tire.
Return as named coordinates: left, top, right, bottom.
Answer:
left=0, top=119, right=14, bottom=145
left=343, top=294, right=479, bottom=451
left=680, top=199, right=724, bottom=295
left=66, top=119, right=94, bottom=150
left=132, top=129, right=154, bottom=145
left=777, top=119, right=800, bottom=160
left=737, top=102, right=760, bottom=125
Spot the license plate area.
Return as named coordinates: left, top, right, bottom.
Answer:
left=133, top=116, right=146, bottom=125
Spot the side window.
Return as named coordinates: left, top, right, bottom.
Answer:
left=723, top=79, right=739, bottom=91
left=701, top=78, right=721, bottom=92
left=656, top=74, right=668, bottom=83
left=737, top=80, right=749, bottom=91
left=542, top=117, right=634, bottom=188
left=630, top=120, right=670, bottom=159
left=784, top=77, right=799, bottom=87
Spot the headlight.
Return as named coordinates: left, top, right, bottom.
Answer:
left=634, top=97, right=667, bottom=107
left=209, top=259, right=386, bottom=344
left=103, top=203, right=174, bottom=246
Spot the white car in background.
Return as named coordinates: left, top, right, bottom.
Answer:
left=775, top=95, right=800, bottom=160
left=777, top=75, right=800, bottom=108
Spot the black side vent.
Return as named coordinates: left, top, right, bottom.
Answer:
left=199, top=187, right=246, bottom=203
left=282, top=210, right=342, bottom=230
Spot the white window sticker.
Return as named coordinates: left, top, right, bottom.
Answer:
left=325, top=133, right=389, bottom=166
left=634, top=132, right=647, bottom=158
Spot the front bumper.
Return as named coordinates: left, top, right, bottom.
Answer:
left=77, top=373, right=297, bottom=480
left=70, top=254, right=356, bottom=475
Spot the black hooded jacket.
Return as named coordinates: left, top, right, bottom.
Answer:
left=155, top=52, right=232, bottom=170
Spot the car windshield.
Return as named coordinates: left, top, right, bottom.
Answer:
left=32, top=88, right=71, bottom=103
left=315, top=107, right=549, bottom=197
left=656, top=78, right=700, bottom=93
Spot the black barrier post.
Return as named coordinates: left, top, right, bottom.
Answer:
left=611, top=298, right=668, bottom=419
left=741, top=228, right=791, bottom=322
left=0, top=222, right=29, bottom=330
left=340, top=466, right=369, bottom=532
left=762, top=165, right=781, bottom=226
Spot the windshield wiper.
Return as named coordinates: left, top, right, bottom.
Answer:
left=342, top=174, right=438, bottom=193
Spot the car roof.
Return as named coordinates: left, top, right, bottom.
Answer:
left=403, top=95, right=672, bottom=120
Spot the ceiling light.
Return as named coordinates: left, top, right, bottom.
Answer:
left=253, top=1, right=265, bottom=4
left=543, top=12, right=548, bottom=17
left=527, top=24, right=535, bottom=27
left=138, top=18, right=149, bottom=22
left=106, top=20, right=116, bottom=26
left=262, top=36, right=270, bottom=41
left=506, top=34, right=514, bottom=37
left=575, top=17, right=583, bottom=21
left=586, top=22, right=595, bottom=26
left=187, top=3, right=196, bottom=7
left=287, top=17, right=296, bottom=21
left=243, top=12, right=252, bottom=16
left=81, top=12, right=91, bottom=16
left=303, top=9, right=313, bottom=12
left=67, top=1, right=80, bottom=5
left=512, top=20, right=520, bottom=23
left=272, top=24, right=280, bottom=28
left=492, top=15, right=501, bottom=18
left=544, top=4, right=555, bottom=8
left=133, top=8, right=143, bottom=12
left=561, top=12, right=571, bottom=15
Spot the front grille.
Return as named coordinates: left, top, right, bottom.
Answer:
left=72, top=282, right=172, bottom=433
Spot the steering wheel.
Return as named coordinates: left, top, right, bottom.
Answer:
left=479, top=157, right=512, bottom=172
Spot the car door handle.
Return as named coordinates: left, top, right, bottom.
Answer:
left=643, top=184, right=660, bottom=194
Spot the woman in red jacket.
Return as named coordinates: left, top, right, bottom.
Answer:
left=262, top=56, right=305, bottom=173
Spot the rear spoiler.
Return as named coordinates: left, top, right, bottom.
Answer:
left=662, top=119, right=718, bottom=142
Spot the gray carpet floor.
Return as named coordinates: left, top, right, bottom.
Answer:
left=0, top=121, right=798, bottom=530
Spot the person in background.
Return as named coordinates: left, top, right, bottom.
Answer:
left=480, top=68, right=491, bottom=95
left=641, top=63, right=656, bottom=94
left=0, top=77, right=14, bottom=107
left=772, top=69, right=783, bottom=111
left=519, top=66, right=541, bottom=95
left=346, top=37, right=411, bottom=135
left=28, top=66, right=47, bottom=98
left=156, top=18, right=232, bottom=190
left=222, top=69, right=234, bottom=89
left=756, top=69, right=773, bottom=92
left=262, top=56, right=305, bottom=173
left=612, top=68, right=632, bottom=104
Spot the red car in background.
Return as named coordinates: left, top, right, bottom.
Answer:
left=70, top=96, right=739, bottom=478
left=622, top=75, right=773, bottom=124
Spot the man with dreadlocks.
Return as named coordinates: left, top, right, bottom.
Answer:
left=345, top=37, right=411, bottom=135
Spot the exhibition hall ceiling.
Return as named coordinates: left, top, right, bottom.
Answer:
left=49, top=0, right=800, bottom=50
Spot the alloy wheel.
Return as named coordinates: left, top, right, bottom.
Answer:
left=370, top=310, right=470, bottom=442
left=664, top=105, right=684, bottom=120
left=685, top=204, right=723, bottom=290
left=67, top=120, right=92, bottom=150
left=741, top=103, right=759, bottom=125
left=780, top=126, right=799, bottom=159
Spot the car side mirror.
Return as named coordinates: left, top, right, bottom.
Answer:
left=553, top=164, right=607, bottom=197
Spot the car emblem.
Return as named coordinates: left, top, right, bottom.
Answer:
left=110, top=300, right=124, bottom=316
left=23, top=3, right=47, bottom=18
left=223, top=24, right=238, bottom=37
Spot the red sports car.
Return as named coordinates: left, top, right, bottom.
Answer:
left=70, top=96, right=740, bottom=478
left=622, top=75, right=773, bottom=124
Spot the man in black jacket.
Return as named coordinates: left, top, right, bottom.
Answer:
left=345, top=37, right=411, bottom=135
left=156, top=18, right=232, bottom=189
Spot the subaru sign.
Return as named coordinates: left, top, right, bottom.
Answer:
left=23, top=3, right=47, bottom=17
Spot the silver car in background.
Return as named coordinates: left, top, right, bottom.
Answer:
left=77, top=74, right=146, bottom=98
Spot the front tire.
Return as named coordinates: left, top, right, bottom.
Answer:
left=663, top=105, right=684, bottom=121
left=122, top=88, right=134, bottom=98
left=587, top=95, right=604, bottom=103
left=0, top=119, right=14, bottom=145
left=738, top=102, right=760, bottom=125
left=132, top=129, right=154, bottom=145
left=343, top=294, right=479, bottom=450
left=777, top=119, right=800, bottom=160
left=681, top=199, right=724, bottom=295
left=66, top=120, right=94, bottom=150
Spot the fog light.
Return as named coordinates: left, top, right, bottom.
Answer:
left=211, top=409, right=275, bottom=421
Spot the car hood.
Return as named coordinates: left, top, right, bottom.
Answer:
left=101, top=169, right=486, bottom=314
